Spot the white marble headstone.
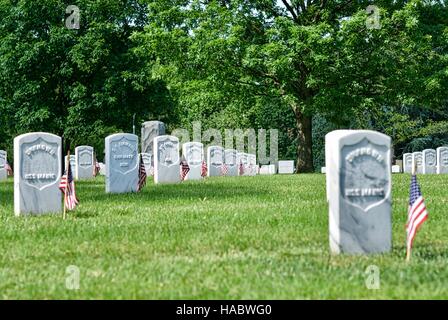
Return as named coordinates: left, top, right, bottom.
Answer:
left=224, top=149, right=238, bottom=176
left=99, top=162, right=106, bottom=176
left=325, top=130, right=392, bottom=255
left=0, top=150, right=7, bottom=181
left=140, top=153, right=152, bottom=175
left=207, top=146, right=224, bottom=177
left=248, top=154, right=257, bottom=176
left=183, top=142, right=204, bottom=180
left=14, top=132, right=62, bottom=215
left=437, top=147, right=448, bottom=174
left=422, top=149, right=437, bottom=174
left=154, top=135, right=180, bottom=184
left=65, top=155, right=76, bottom=175
left=141, top=121, right=165, bottom=164
left=259, top=165, right=269, bottom=175
left=403, top=153, right=412, bottom=173
left=278, top=161, right=294, bottom=174
left=75, top=146, right=94, bottom=180
left=412, top=152, right=423, bottom=174
left=105, top=133, right=139, bottom=193
left=391, top=165, right=401, bottom=173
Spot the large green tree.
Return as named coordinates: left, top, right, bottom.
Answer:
left=0, top=0, right=175, bottom=158
left=134, top=0, right=447, bottom=171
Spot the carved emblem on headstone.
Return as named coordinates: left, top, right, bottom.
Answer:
left=111, top=137, right=137, bottom=174
left=425, top=150, right=436, bottom=166
left=210, top=148, right=223, bottom=166
left=158, top=139, right=179, bottom=167
left=442, top=149, right=448, bottom=166
left=187, top=145, right=202, bottom=166
left=341, top=138, right=390, bottom=211
left=21, top=137, right=59, bottom=191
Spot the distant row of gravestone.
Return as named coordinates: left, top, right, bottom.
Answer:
left=0, top=129, right=262, bottom=216
left=321, top=147, right=448, bottom=175
left=403, top=148, right=448, bottom=174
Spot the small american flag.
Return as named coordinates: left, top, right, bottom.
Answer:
left=221, top=164, right=228, bottom=176
left=201, top=160, right=207, bottom=177
left=137, top=154, right=147, bottom=192
left=180, top=160, right=190, bottom=181
left=93, top=154, right=100, bottom=177
left=406, top=173, right=428, bottom=260
left=239, top=161, right=244, bottom=176
left=59, top=161, right=79, bottom=211
left=5, top=161, right=13, bottom=176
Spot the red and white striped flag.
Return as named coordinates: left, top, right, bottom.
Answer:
left=59, top=161, right=79, bottom=211
left=93, top=154, right=100, bottom=177
left=221, top=164, right=228, bottom=176
left=406, top=173, right=428, bottom=260
left=201, top=160, right=207, bottom=177
left=137, top=154, right=147, bottom=192
left=5, top=161, right=13, bottom=176
left=239, top=161, right=244, bottom=176
left=180, top=160, right=190, bottom=181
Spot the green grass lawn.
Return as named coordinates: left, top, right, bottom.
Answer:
left=0, top=174, right=447, bottom=299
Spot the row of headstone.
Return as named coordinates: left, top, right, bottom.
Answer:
left=0, top=150, right=7, bottom=181
left=402, top=148, right=448, bottom=174
left=63, top=146, right=96, bottom=181
left=9, top=130, right=263, bottom=214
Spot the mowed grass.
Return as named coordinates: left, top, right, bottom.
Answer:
left=0, top=174, right=447, bottom=299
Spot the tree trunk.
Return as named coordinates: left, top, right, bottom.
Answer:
left=295, top=111, right=314, bottom=173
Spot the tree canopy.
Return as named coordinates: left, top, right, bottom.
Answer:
left=1, top=0, right=447, bottom=168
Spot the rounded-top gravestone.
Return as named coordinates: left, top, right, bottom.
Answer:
left=105, top=133, right=139, bottom=193
left=224, top=149, right=238, bottom=177
left=437, top=147, right=448, bottom=174
left=403, top=153, right=412, bottom=174
left=207, top=146, right=224, bottom=177
left=154, top=135, right=180, bottom=184
left=140, top=153, right=153, bottom=175
left=0, top=150, right=7, bottom=181
left=412, top=152, right=423, bottom=174
left=183, top=142, right=204, bottom=180
left=422, top=149, right=437, bottom=174
left=325, top=130, right=392, bottom=255
left=75, top=146, right=94, bottom=180
left=141, top=121, right=166, bottom=163
left=14, top=132, right=62, bottom=215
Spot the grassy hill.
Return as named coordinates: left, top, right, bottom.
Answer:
left=0, top=174, right=447, bottom=299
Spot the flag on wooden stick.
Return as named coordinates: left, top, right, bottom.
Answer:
left=239, top=161, right=244, bottom=176
left=59, top=154, right=79, bottom=214
left=93, top=153, right=100, bottom=177
left=406, top=172, right=428, bottom=261
left=180, top=160, right=190, bottom=181
left=137, top=154, right=147, bottom=192
left=201, top=160, right=207, bottom=178
left=5, top=161, right=13, bottom=176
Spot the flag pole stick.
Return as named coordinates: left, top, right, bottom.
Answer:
left=63, top=151, right=69, bottom=220
left=406, top=161, right=418, bottom=262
